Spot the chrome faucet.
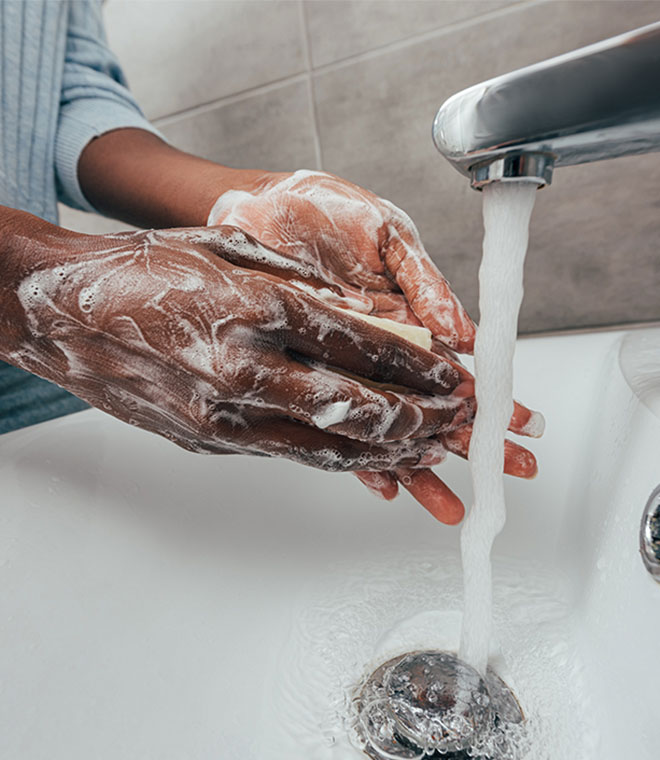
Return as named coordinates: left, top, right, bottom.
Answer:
left=433, top=22, right=660, bottom=190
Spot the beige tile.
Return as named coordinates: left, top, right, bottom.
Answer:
left=313, top=1, right=660, bottom=332
left=522, top=154, right=660, bottom=332
left=306, top=0, right=515, bottom=67
left=59, top=80, right=318, bottom=233
left=159, top=80, right=318, bottom=170
left=103, top=0, right=306, bottom=121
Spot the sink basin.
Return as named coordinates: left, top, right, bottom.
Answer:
left=619, top=327, right=660, bottom=421
left=1, top=328, right=659, bottom=759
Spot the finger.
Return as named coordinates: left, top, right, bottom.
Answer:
left=441, top=425, right=538, bottom=478
left=355, top=292, right=462, bottom=364
left=250, top=351, right=472, bottom=442
left=163, top=225, right=375, bottom=312
left=510, top=401, right=545, bottom=438
left=382, top=212, right=476, bottom=353
left=220, top=415, right=448, bottom=472
left=395, top=468, right=465, bottom=525
left=430, top=337, right=460, bottom=363
left=278, top=287, right=473, bottom=396
left=354, top=470, right=399, bottom=500
left=369, top=291, right=422, bottom=326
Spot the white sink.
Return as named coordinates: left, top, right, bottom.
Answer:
left=1, top=328, right=659, bottom=759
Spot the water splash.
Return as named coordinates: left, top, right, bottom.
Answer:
left=259, top=551, right=596, bottom=759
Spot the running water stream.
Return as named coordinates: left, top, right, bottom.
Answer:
left=264, top=192, right=597, bottom=755
left=459, top=182, right=538, bottom=675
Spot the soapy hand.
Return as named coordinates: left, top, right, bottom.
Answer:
left=208, top=170, right=477, bottom=354
left=206, top=171, right=543, bottom=522
left=1, top=217, right=478, bottom=474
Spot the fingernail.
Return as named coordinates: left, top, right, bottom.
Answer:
left=520, top=410, right=545, bottom=438
left=453, top=380, right=474, bottom=398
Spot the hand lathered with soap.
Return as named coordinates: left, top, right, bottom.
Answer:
left=2, top=154, right=540, bottom=526
left=0, top=0, right=540, bottom=522
left=205, top=169, right=542, bottom=522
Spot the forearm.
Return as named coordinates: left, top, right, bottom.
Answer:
left=0, top=205, right=72, bottom=285
left=78, top=129, right=267, bottom=229
left=0, top=206, right=68, bottom=360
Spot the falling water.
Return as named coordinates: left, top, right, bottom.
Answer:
left=459, top=182, right=538, bottom=674
left=255, top=182, right=598, bottom=760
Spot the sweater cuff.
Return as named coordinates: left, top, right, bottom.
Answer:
left=55, top=99, right=164, bottom=213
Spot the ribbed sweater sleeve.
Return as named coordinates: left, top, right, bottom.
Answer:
left=55, top=0, right=162, bottom=212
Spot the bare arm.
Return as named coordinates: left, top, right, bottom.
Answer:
left=0, top=206, right=75, bottom=356
left=0, top=207, right=478, bottom=492
left=75, top=130, right=542, bottom=522
left=77, top=128, right=264, bottom=228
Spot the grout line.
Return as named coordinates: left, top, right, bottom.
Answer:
left=310, top=0, right=548, bottom=76
left=153, top=72, right=310, bottom=128
left=152, top=0, right=547, bottom=128
left=298, top=0, right=324, bottom=169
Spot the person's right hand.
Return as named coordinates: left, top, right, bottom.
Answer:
left=0, top=216, right=476, bottom=477
left=204, top=171, right=542, bottom=521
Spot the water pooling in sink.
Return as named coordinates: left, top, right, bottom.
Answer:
left=263, top=551, right=597, bottom=759
left=354, top=650, right=524, bottom=758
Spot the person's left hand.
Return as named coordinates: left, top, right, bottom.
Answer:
left=207, top=170, right=543, bottom=522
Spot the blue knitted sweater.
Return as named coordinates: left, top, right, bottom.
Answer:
left=1, top=0, right=158, bottom=433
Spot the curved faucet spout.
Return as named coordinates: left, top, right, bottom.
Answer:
left=433, top=22, right=660, bottom=190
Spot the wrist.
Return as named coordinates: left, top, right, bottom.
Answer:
left=78, top=129, right=278, bottom=229
left=191, top=164, right=275, bottom=226
left=0, top=208, right=64, bottom=357
left=0, top=206, right=72, bottom=279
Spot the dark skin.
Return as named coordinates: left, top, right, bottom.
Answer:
left=78, top=129, right=259, bottom=228
left=0, top=129, right=541, bottom=523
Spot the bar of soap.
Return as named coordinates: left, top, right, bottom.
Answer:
left=347, top=310, right=432, bottom=350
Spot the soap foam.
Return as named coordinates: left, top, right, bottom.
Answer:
left=207, top=171, right=474, bottom=351
left=312, top=400, right=352, bottom=430
left=520, top=409, right=546, bottom=438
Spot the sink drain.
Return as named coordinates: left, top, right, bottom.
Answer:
left=354, top=651, right=523, bottom=760
left=640, top=485, right=660, bottom=582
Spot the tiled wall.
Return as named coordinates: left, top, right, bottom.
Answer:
left=59, top=0, right=660, bottom=334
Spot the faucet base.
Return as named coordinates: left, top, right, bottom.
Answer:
left=470, top=153, right=554, bottom=191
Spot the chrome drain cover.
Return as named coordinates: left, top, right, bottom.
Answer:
left=354, top=651, right=523, bottom=760
left=640, top=486, right=660, bottom=582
